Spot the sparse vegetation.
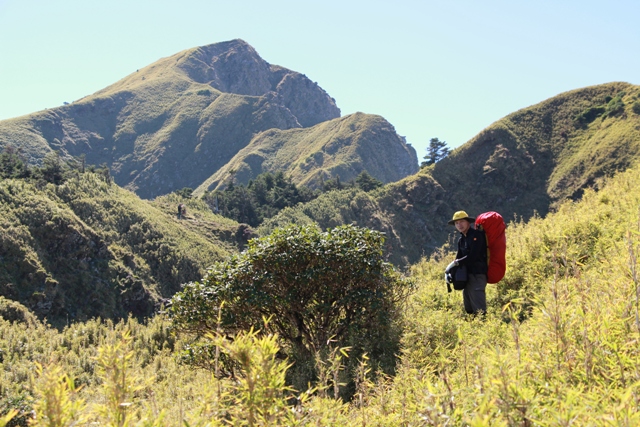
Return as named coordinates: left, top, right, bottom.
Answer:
left=0, top=39, right=349, bottom=200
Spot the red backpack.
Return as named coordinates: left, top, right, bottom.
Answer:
left=475, top=211, right=506, bottom=284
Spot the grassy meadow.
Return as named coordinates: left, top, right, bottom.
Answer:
left=3, top=157, right=640, bottom=425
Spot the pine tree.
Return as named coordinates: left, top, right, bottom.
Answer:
left=421, top=137, right=450, bottom=168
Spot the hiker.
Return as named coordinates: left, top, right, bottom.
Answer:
left=178, top=203, right=184, bottom=219
left=446, top=210, right=488, bottom=315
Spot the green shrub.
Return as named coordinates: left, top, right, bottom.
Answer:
left=605, top=95, right=625, bottom=117
left=576, top=106, right=605, bottom=124
left=0, top=298, right=38, bottom=327
left=170, top=224, right=413, bottom=393
left=203, top=171, right=318, bottom=227
left=355, top=170, right=383, bottom=192
left=173, top=187, right=193, bottom=199
left=632, top=101, right=640, bottom=115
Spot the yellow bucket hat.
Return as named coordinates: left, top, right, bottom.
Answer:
left=448, top=210, right=475, bottom=225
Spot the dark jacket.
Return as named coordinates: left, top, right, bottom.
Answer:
left=456, top=227, right=488, bottom=275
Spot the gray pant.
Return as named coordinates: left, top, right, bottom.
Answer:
left=463, top=273, right=487, bottom=314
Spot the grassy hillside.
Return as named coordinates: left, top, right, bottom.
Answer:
left=0, top=40, right=341, bottom=199
left=0, top=173, right=245, bottom=327
left=3, top=152, right=640, bottom=425
left=260, top=82, right=640, bottom=265
left=195, top=112, right=418, bottom=192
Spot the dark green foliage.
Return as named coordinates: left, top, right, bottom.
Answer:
left=37, top=151, right=68, bottom=185
left=355, top=170, right=383, bottom=192
left=605, top=95, right=625, bottom=117
left=577, top=93, right=626, bottom=124
left=321, top=174, right=347, bottom=192
left=421, top=137, right=450, bottom=168
left=0, top=146, right=30, bottom=180
left=203, top=171, right=317, bottom=226
left=174, top=187, right=194, bottom=199
left=212, top=184, right=258, bottom=225
left=576, top=106, right=606, bottom=124
left=0, top=147, right=101, bottom=187
left=0, top=298, right=38, bottom=327
left=170, top=224, right=413, bottom=391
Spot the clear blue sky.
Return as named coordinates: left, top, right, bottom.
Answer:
left=1, top=0, right=638, bottom=156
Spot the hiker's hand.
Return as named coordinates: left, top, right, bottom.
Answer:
left=445, top=260, right=458, bottom=273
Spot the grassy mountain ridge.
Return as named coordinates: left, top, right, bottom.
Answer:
left=196, top=112, right=418, bottom=192
left=0, top=39, right=349, bottom=199
left=0, top=173, right=245, bottom=327
left=260, top=82, right=640, bottom=265
left=4, top=148, right=640, bottom=424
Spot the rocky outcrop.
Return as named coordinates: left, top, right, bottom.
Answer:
left=271, top=70, right=340, bottom=127
left=178, top=39, right=340, bottom=127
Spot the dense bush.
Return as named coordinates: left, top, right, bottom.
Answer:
left=202, top=171, right=384, bottom=227
left=0, top=146, right=30, bottom=180
left=170, top=224, right=413, bottom=393
left=605, top=94, right=625, bottom=117
left=354, top=170, right=382, bottom=192
left=203, top=171, right=318, bottom=226
left=576, top=105, right=605, bottom=124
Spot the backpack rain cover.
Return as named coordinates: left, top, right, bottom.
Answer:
left=475, top=211, right=506, bottom=284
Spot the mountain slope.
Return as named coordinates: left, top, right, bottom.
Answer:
left=196, top=112, right=418, bottom=192
left=6, top=159, right=640, bottom=424
left=0, top=40, right=342, bottom=199
left=0, top=173, right=246, bottom=326
left=259, top=82, right=640, bottom=265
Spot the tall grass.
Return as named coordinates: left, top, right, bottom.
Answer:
left=3, top=163, right=640, bottom=424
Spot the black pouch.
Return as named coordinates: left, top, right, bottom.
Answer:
left=451, top=265, right=468, bottom=290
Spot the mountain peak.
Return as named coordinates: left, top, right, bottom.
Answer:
left=0, top=39, right=345, bottom=198
left=178, top=39, right=271, bottom=96
left=175, top=39, right=340, bottom=127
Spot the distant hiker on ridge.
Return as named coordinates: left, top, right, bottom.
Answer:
left=178, top=203, right=185, bottom=219
left=445, top=210, right=488, bottom=315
